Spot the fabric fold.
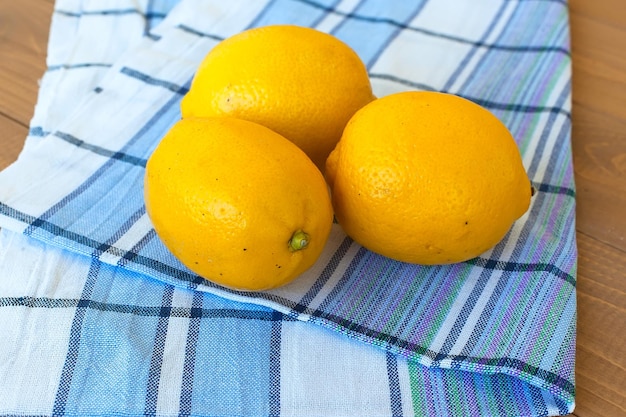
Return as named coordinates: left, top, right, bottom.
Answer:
left=0, top=0, right=576, bottom=415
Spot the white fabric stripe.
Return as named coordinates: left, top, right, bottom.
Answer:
left=396, top=357, right=416, bottom=417
left=521, top=112, right=552, bottom=170
left=547, top=67, right=572, bottom=111
left=155, top=289, right=194, bottom=416
left=279, top=321, right=392, bottom=417
left=0, top=232, right=84, bottom=414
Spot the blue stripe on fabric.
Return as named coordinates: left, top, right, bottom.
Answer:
left=120, top=67, right=189, bottom=95
left=528, top=384, right=550, bottom=417
left=50, top=197, right=176, bottom=415
left=314, top=246, right=370, bottom=315
left=542, top=118, right=575, bottom=192
left=176, top=24, right=225, bottom=41
left=53, top=204, right=178, bottom=415
left=525, top=82, right=572, bottom=179
left=51, top=259, right=101, bottom=416
left=54, top=131, right=147, bottom=166
left=455, top=95, right=569, bottom=119
left=105, top=206, right=146, bottom=248
left=55, top=8, right=168, bottom=18
left=466, top=257, right=576, bottom=288
left=547, top=194, right=577, bottom=273
left=507, top=284, right=569, bottom=368
left=369, top=72, right=438, bottom=92
left=555, top=396, right=572, bottom=416
left=380, top=263, right=469, bottom=350
left=144, top=0, right=156, bottom=37
left=188, top=303, right=276, bottom=415
left=144, top=285, right=175, bottom=416
left=0, top=296, right=77, bottom=308
left=510, top=189, right=576, bottom=279
left=432, top=267, right=498, bottom=362
left=331, top=0, right=427, bottom=68
left=31, top=162, right=147, bottom=248
left=507, top=279, right=572, bottom=365
left=29, top=126, right=49, bottom=137
left=461, top=266, right=543, bottom=359
left=386, top=352, right=403, bottom=417
left=538, top=290, right=576, bottom=370
left=269, top=311, right=283, bottom=417
left=60, top=277, right=174, bottom=414
left=48, top=63, right=113, bottom=71
left=528, top=82, right=575, bottom=179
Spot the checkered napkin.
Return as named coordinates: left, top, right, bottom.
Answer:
left=0, top=0, right=577, bottom=416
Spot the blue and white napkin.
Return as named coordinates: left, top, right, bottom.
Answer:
left=0, top=1, right=576, bottom=416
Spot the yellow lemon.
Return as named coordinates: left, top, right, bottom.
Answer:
left=181, top=24, right=375, bottom=171
left=326, top=91, right=533, bottom=265
left=144, top=117, right=333, bottom=291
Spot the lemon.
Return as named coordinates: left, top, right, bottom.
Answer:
left=181, top=24, right=375, bottom=171
left=144, top=117, right=334, bottom=291
left=326, top=91, right=533, bottom=265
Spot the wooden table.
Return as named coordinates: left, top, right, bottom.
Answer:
left=1, top=1, right=625, bottom=416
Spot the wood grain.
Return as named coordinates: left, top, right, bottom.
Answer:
left=0, top=0, right=52, bottom=171
left=1, top=1, right=625, bottom=416
left=0, top=117, right=28, bottom=171
left=569, top=0, right=626, bottom=415
left=570, top=0, right=626, bottom=255
left=0, top=0, right=51, bottom=127
left=575, top=234, right=626, bottom=416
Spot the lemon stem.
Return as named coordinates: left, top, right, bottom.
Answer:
left=288, top=230, right=309, bottom=252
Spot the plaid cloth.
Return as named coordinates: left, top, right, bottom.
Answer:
left=0, top=0, right=576, bottom=416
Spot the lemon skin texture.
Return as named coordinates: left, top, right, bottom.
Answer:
left=326, top=91, right=532, bottom=265
left=181, top=24, right=375, bottom=172
left=145, top=117, right=334, bottom=291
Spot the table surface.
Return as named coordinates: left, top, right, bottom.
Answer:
left=1, top=1, right=625, bottom=416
